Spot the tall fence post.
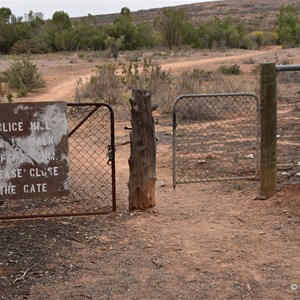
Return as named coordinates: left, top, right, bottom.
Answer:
left=259, top=63, right=277, bottom=199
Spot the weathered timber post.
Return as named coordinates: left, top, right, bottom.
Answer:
left=128, top=90, right=157, bottom=210
left=259, top=63, right=277, bottom=198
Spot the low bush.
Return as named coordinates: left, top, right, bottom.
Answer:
left=7, top=93, right=13, bottom=103
left=121, top=58, right=171, bottom=93
left=2, top=57, right=46, bottom=97
left=73, top=59, right=249, bottom=115
left=218, top=64, right=243, bottom=75
left=74, top=63, right=123, bottom=104
left=10, top=39, right=50, bottom=54
left=243, top=57, right=255, bottom=64
left=176, top=68, right=213, bottom=94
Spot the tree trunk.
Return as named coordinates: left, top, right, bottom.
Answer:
left=128, top=90, right=157, bottom=210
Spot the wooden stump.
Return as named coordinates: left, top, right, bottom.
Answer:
left=128, top=90, right=157, bottom=210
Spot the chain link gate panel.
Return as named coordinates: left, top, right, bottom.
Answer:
left=173, top=93, right=259, bottom=187
left=0, top=103, right=116, bottom=219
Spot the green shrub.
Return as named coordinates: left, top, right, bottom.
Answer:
left=218, top=64, right=243, bottom=75
left=2, top=57, right=46, bottom=97
left=7, top=93, right=13, bottom=103
left=16, top=86, right=29, bottom=98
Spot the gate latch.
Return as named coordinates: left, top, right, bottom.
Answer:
left=107, top=145, right=114, bottom=165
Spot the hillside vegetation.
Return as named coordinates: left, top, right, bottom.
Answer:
left=0, top=1, right=300, bottom=55
left=84, top=0, right=300, bottom=31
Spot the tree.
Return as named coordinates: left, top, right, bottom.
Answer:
left=74, top=24, right=106, bottom=51
left=0, top=7, right=12, bottom=53
left=24, top=10, right=45, bottom=35
left=0, top=8, right=29, bottom=53
left=112, top=7, right=138, bottom=50
left=191, top=16, right=252, bottom=50
left=251, top=31, right=265, bottom=49
left=135, top=23, right=155, bottom=48
left=45, top=11, right=72, bottom=50
left=277, top=5, right=300, bottom=47
left=0, top=7, right=12, bottom=23
left=220, top=17, right=249, bottom=48
left=51, top=11, right=72, bottom=30
left=104, top=35, right=125, bottom=60
left=155, top=8, right=191, bottom=49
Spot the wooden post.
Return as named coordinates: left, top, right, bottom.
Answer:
left=128, top=90, right=157, bottom=210
left=259, top=63, right=277, bottom=199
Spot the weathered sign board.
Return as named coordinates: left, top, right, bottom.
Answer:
left=0, top=101, right=70, bottom=200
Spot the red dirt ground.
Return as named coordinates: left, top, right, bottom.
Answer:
left=0, top=47, right=300, bottom=299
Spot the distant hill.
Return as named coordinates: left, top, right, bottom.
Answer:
left=73, top=0, right=300, bottom=31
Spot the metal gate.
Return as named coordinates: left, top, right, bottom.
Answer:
left=0, top=103, right=116, bottom=219
left=173, top=93, right=259, bottom=187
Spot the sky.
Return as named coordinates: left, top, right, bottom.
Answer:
left=1, top=0, right=218, bottom=20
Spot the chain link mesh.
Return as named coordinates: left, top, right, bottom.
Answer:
left=173, top=94, right=259, bottom=186
left=277, top=72, right=300, bottom=187
left=0, top=103, right=115, bottom=219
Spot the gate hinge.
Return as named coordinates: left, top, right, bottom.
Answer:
left=257, top=105, right=264, bottom=111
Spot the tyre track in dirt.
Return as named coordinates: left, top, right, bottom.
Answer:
left=160, top=47, right=280, bottom=72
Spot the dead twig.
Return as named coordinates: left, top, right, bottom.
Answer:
left=151, top=260, right=163, bottom=269
left=233, top=215, right=244, bottom=223
left=79, top=294, right=93, bottom=299
left=13, top=268, right=32, bottom=283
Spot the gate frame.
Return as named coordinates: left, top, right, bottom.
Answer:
left=67, top=102, right=116, bottom=213
left=172, top=93, right=260, bottom=189
left=0, top=102, right=116, bottom=220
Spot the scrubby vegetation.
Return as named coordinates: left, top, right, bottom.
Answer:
left=0, top=4, right=299, bottom=55
left=74, top=64, right=123, bottom=104
left=0, top=3, right=299, bottom=106
left=74, top=57, right=251, bottom=114
left=75, top=59, right=172, bottom=110
left=277, top=5, right=300, bottom=48
left=218, top=64, right=243, bottom=76
left=1, top=56, right=45, bottom=97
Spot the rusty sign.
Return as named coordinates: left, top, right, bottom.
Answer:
left=0, top=101, right=70, bottom=200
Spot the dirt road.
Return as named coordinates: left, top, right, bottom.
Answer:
left=21, top=47, right=281, bottom=103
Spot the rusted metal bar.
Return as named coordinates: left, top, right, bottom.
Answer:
left=68, top=105, right=99, bottom=137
